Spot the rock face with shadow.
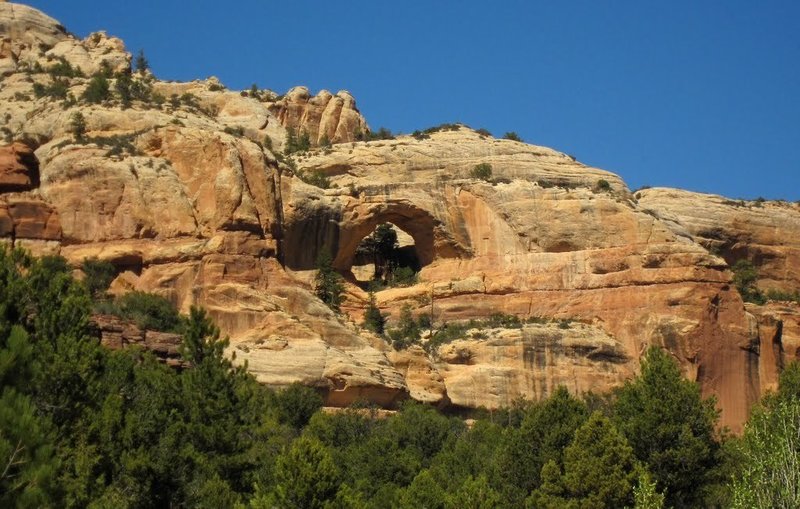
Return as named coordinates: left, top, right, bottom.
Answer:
left=2, top=2, right=799, bottom=432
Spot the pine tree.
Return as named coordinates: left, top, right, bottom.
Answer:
left=613, top=347, right=720, bottom=508
left=314, top=251, right=344, bottom=312
left=363, top=292, right=385, bottom=334
left=134, top=49, right=149, bottom=74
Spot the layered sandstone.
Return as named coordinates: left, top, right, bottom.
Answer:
left=637, top=187, right=800, bottom=292
left=1, top=2, right=798, bottom=432
left=268, top=86, right=368, bottom=146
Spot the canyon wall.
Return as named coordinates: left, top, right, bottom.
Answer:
left=2, top=2, right=799, bottom=432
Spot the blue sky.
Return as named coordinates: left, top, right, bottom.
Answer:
left=27, top=1, right=800, bottom=200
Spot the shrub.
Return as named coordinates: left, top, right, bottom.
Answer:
left=475, top=128, right=492, bottom=137
left=470, top=163, right=493, bottom=181
left=105, top=291, right=183, bottom=333
left=81, top=258, right=115, bottom=298
left=732, top=259, right=765, bottom=304
left=299, top=170, right=330, bottom=189
left=32, top=78, right=69, bottom=100
left=503, top=131, right=522, bottom=142
left=391, top=266, right=418, bottom=287
left=223, top=126, right=245, bottom=137
left=595, top=179, right=612, bottom=192
left=81, top=73, right=110, bottom=103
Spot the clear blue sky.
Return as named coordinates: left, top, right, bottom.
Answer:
left=27, top=1, right=800, bottom=200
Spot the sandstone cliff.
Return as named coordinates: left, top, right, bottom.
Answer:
left=1, top=2, right=797, bottom=432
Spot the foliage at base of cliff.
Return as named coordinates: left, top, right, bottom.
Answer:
left=0, top=246, right=797, bottom=508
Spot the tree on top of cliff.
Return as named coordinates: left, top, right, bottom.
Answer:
left=612, top=347, right=721, bottom=508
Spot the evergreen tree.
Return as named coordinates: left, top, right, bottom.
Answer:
left=528, top=412, right=640, bottom=509
left=257, top=436, right=339, bottom=509
left=363, top=292, right=385, bottom=334
left=134, top=49, right=149, bottom=74
left=82, top=73, right=110, bottom=103
left=613, top=347, right=720, bottom=508
left=68, top=111, right=87, bottom=142
left=114, top=72, right=132, bottom=108
left=446, top=475, right=501, bottom=509
left=314, top=251, right=344, bottom=312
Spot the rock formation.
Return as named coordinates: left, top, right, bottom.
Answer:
left=1, top=2, right=798, bottom=432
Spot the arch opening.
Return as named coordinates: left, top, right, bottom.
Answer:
left=350, top=222, right=423, bottom=289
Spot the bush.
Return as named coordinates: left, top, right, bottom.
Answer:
left=134, top=49, right=149, bottom=74
left=82, top=73, right=111, bottom=103
left=595, top=179, right=612, bottom=192
left=470, top=163, right=492, bottom=181
left=503, top=132, right=522, bottom=142
left=32, top=78, right=69, bottom=100
left=388, top=304, right=420, bottom=350
left=391, top=266, right=418, bottom=287
left=111, top=291, right=183, bottom=332
left=732, top=259, right=765, bottom=304
left=285, top=127, right=311, bottom=154
left=299, top=170, right=331, bottom=189
left=81, top=258, right=116, bottom=298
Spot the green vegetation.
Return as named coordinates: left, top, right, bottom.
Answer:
left=81, top=258, right=116, bottom=299
left=411, top=122, right=462, bottom=140
left=284, top=127, right=311, bottom=154
left=475, top=127, right=492, bottom=137
left=1, top=245, right=798, bottom=508
left=32, top=77, right=70, bottom=100
left=355, top=223, right=420, bottom=288
left=356, top=127, right=395, bottom=141
left=503, top=131, right=522, bottom=142
left=81, top=72, right=111, bottom=103
left=314, top=251, right=345, bottom=312
left=362, top=292, right=386, bottom=335
left=297, top=169, right=331, bottom=189
left=595, top=178, right=612, bottom=192
left=731, top=259, right=765, bottom=304
left=470, top=162, right=493, bottom=181
left=98, top=291, right=184, bottom=333
left=134, top=49, right=149, bottom=74
left=68, top=111, right=86, bottom=142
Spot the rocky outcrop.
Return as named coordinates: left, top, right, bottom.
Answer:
left=91, top=313, right=185, bottom=367
left=1, top=2, right=798, bottom=432
left=638, top=188, right=800, bottom=292
left=268, top=86, right=368, bottom=146
left=0, top=142, right=38, bottom=191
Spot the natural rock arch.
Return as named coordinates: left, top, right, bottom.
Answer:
left=334, top=202, right=437, bottom=272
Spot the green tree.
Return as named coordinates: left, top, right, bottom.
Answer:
left=81, top=258, right=115, bottom=299
left=82, top=73, right=110, bottom=103
left=134, top=49, right=149, bottom=74
left=260, top=436, right=339, bottom=509
left=503, top=131, right=522, bottom=142
left=729, top=362, right=800, bottom=509
left=114, top=72, right=132, bottom=108
left=314, top=251, right=344, bottom=312
left=493, top=386, right=588, bottom=501
left=528, top=412, right=640, bottom=509
left=69, top=111, right=86, bottom=142
left=633, top=471, right=665, bottom=509
left=0, top=387, right=57, bottom=508
left=362, top=292, right=386, bottom=335
left=267, top=383, right=323, bottom=430
left=731, top=259, right=765, bottom=304
left=398, top=470, right=446, bottom=509
left=613, top=347, right=721, bottom=508
left=446, top=475, right=501, bottom=509
left=388, top=304, right=420, bottom=349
